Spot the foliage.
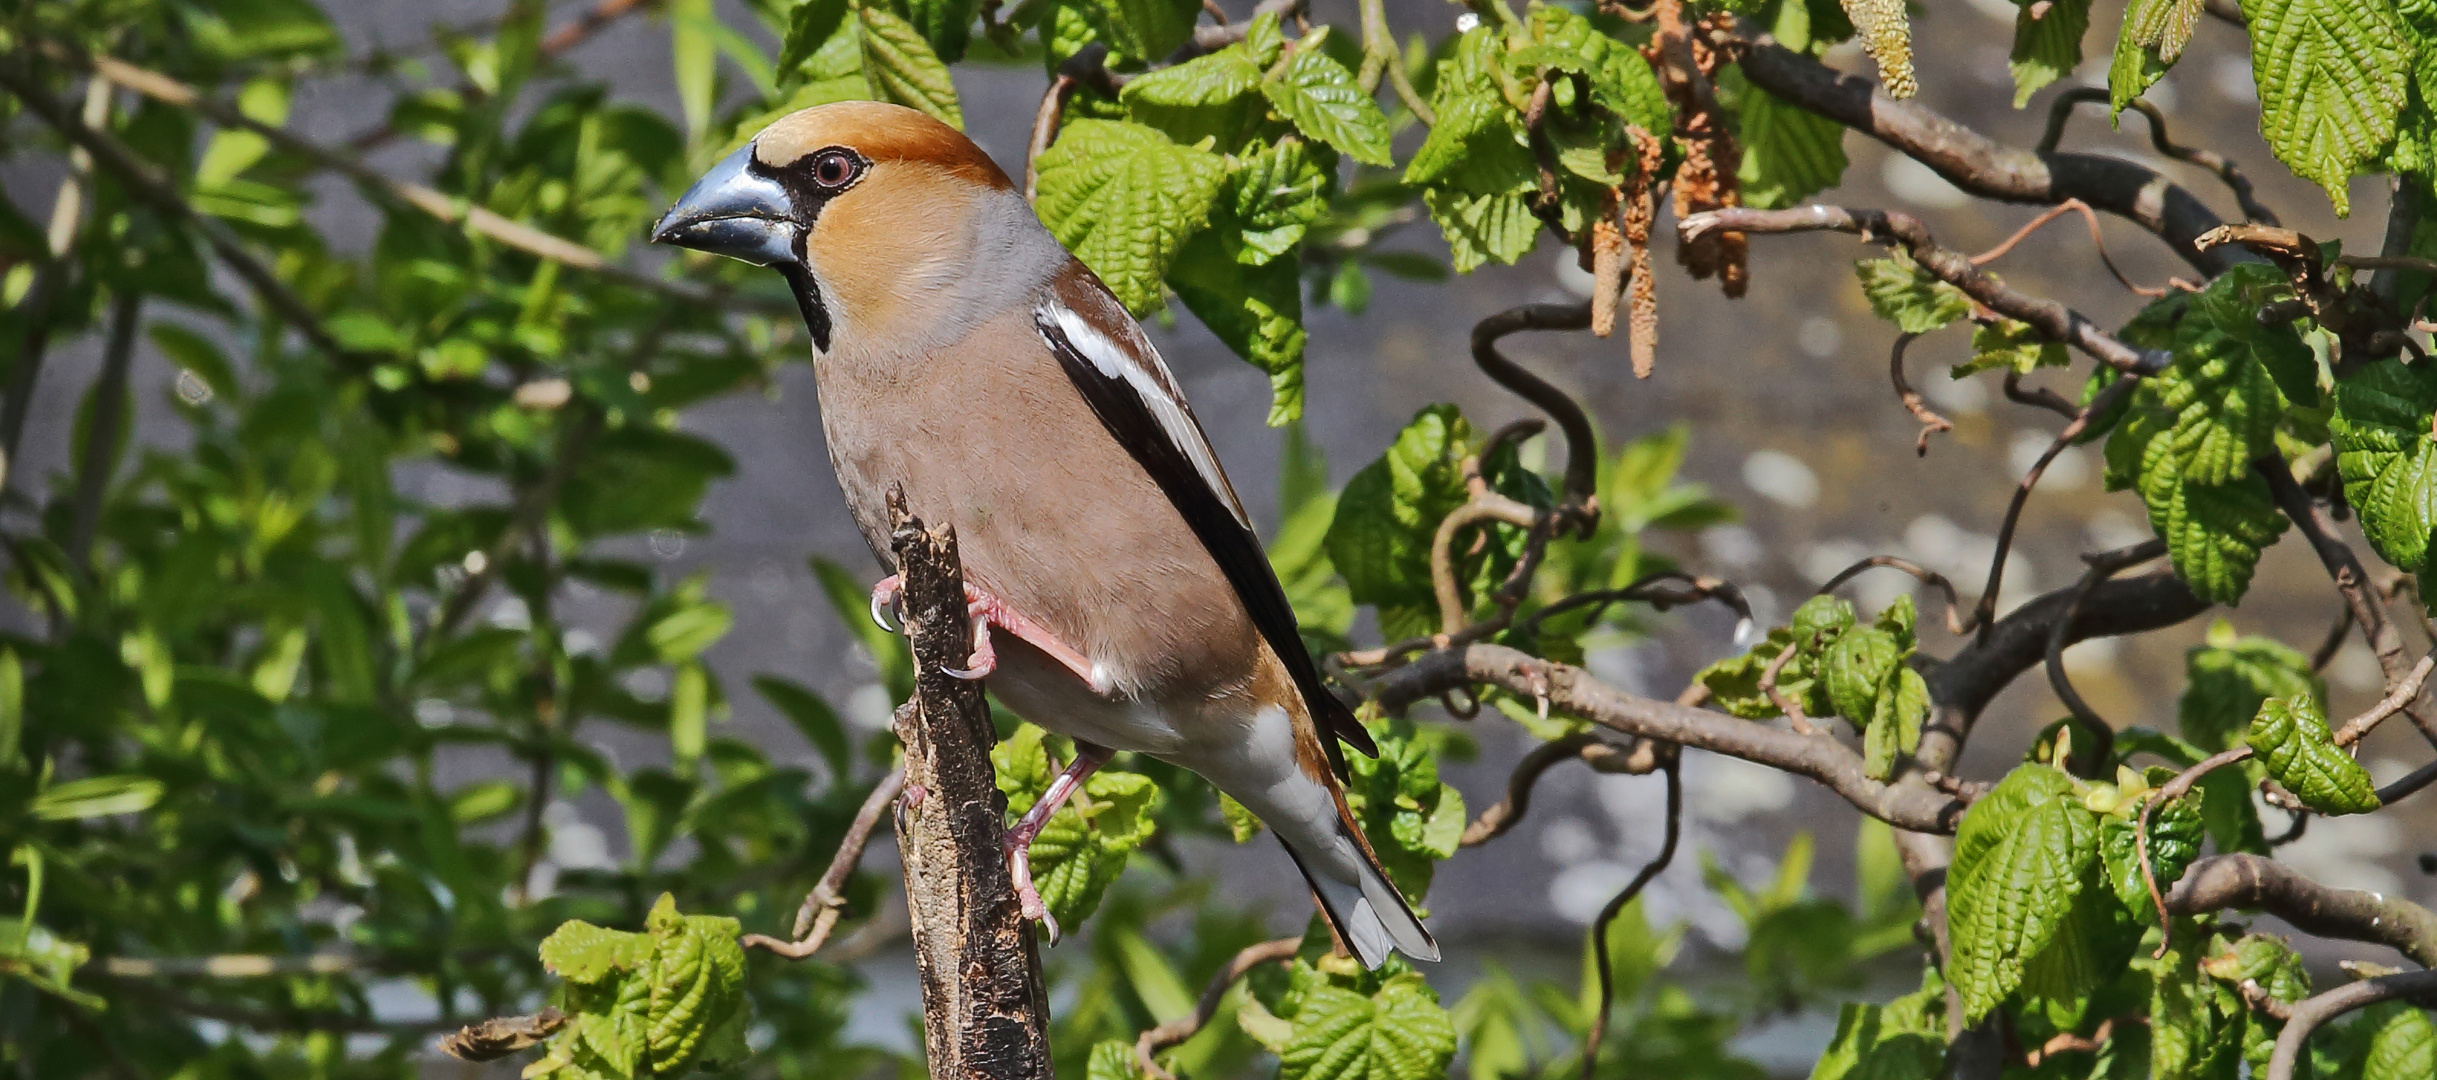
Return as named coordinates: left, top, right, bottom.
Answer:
left=6, top=0, right=2437, bottom=1077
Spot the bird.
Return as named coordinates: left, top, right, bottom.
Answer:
left=650, top=101, right=1437, bottom=968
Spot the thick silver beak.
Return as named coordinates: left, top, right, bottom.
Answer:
left=650, top=143, right=800, bottom=266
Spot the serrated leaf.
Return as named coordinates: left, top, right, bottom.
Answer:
left=540, top=923, right=656, bottom=984
left=2246, top=0, right=2411, bottom=213
left=1856, top=251, right=1971, bottom=334
left=993, top=725, right=1164, bottom=926
left=1090, top=1038, right=1145, bottom=1080
left=1343, top=717, right=1465, bottom=895
left=1954, top=318, right=2068, bottom=378
left=1034, top=119, right=1228, bottom=314
left=1406, top=29, right=1534, bottom=193
left=1864, top=666, right=1928, bottom=781
left=641, top=894, right=748, bottom=1074
left=1170, top=232, right=1307, bottom=423
left=1808, top=997, right=1946, bottom=1080
left=856, top=4, right=961, bottom=126
left=1122, top=42, right=1267, bottom=147
left=1230, top=137, right=1329, bottom=266
left=2147, top=328, right=2288, bottom=488
left=2010, top=0, right=2091, bottom=106
left=884, top=0, right=978, bottom=64
left=2109, top=15, right=2170, bottom=117
left=1946, top=764, right=2099, bottom=1023
left=2100, top=793, right=2203, bottom=921
left=1696, top=595, right=1854, bottom=720
left=2178, top=626, right=2322, bottom=752
left=2246, top=696, right=2380, bottom=814
left=1324, top=405, right=1476, bottom=609
left=1277, top=972, right=1457, bottom=1080
left=1070, top=0, right=1200, bottom=64
left=1737, top=84, right=1849, bottom=209
left=1421, top=188, right=1537, bottom=274
left=2151, top=928, right=2243, bottom=1080
left=2331, top=358, right=2437, bottom=582
left=2121, top=416, right=2289, bottom=604
left=1823, top=627, right=1904, bottom=723
left=2357, top=1002, right=2437, bottom=1080
left=1262, top=42, right=1392, bottom=166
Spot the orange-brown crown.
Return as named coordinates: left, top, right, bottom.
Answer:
left=751, top=101, right=1014, bottom=193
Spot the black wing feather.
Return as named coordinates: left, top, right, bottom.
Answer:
left=1034, top=305, right=1377, bottom=770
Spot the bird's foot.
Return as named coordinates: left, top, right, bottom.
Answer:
left=867, top=576, right=901, bottom=632
left=941, top=585, right=1110, bottom=693
left=1007, top=840, right=1061, bottom=944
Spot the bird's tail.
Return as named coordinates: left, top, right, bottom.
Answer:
left=1278, top=799, right=1440, bottom=969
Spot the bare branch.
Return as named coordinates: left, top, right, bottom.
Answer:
left=539, top=0, right=661, bottom=55
left=1134, top=937, right=1302, bottom=1080
left=2382, top=758, right=2437, bottom=805
left=2266, top=970, right=2437, bottom=1080
left=1969, top=198, right=2176, bottom=297
left=1473, top=302, right=1601, bottom=510
left=2166, top=854, right=2437, bottom=968
left=2259, top=457, right=2437, bottom=751
left=744, top=768, right=908, bottom=959
left=2334, top=651, right=2437, bottom=747
left=1372, top=644, right=1968, bottom=832
left=2043, top=543, right=2165, bottom=773
left=1461, top=732, right=1603, bottom=846
left=1731, top=38, right=2247, bottom=274
left=2002, top=371, right=2082, bottom=420
left=1581, top=751, right=1681, bottom=1080
left=2041, top=89, right=2280, bottom=228
left=1813, top=555, right=1966, bottom=635
left=1759, top=636, right=1821, bottom=736
left=1887, top=332, right=1953, bottom=456
left=1682, top=205, right=2169, bottom=376
left=1977, top=379, right=2145, bottom=641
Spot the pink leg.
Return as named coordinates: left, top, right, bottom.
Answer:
left=1005, top=742, right=1112, bottom=942
left=871, top=574, right=1108, bottom=694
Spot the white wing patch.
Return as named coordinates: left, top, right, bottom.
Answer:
left=1039, top=297, right=1253, bottom=530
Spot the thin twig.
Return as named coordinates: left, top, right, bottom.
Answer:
left=1134, top=937, right=1303, bottom=1080
left=2260, top=457, right=2437, bottom=751
left=2311, top=603, right=2356, bottom=672
left=2040, top=89, right=2279, bottom=227
left=1473, top=303, right=1601, bottom=511
left=2378, top=758, right=2437, bottom=804
left=1976, top=376, right=2142, bottom=641
left=1683, top=206, right=2168, bottom=375
left=2139, top=744, right=2255, bottom=951
left=1430, top=494, right=1539, bottom=635
left=2002, top=371, right=2081, bottom=419
left=744, top=768, right=908, bottom=959
left=1887, top=332, right=1952, bottom=456
left=539, top=0, right=660, bottom=55
left=2265, top=970, right=2437, bottom=1080
left=1813, top=555, right=1966, bottom=636
left=1460, top=732, right=1602, bottom=846
left=2333, top=651, right=2437, bottom=746
left=1758, top=636, right=1820, bottom=736
left=2044, top=541, right=2165, bottom=773
left=1967, top=198, right=2167, bottom=297
left=1581, top=751, right=1680, bottom=1080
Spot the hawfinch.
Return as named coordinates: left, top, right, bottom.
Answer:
left=651, top=101, right=1436, bottom=967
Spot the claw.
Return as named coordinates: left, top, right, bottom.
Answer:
left=868, top=576, right=902, bottom=633
left=943, top=663, right=988, bottom=680
left=1008, top=844, right=1060, bottom=944
left=871, top=592, right=898, bottom=633
left=942, top=610, right=996, bottom=680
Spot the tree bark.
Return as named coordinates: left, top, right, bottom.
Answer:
left=886, top=488, right=1052, bottom=1080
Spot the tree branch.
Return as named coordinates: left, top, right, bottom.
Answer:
left=744, top=768, right=908, bottom=960
left=2265, top=970, right=2437, bottom=1080
left=1681, top=205, right=2169, bottom=375
left=2041, top=89, right=2279, bottom=228
left=1731, top=39, right=2245, bottom=275
left=1133, top=937, right=1302, bottom=1080
left=1472, top=302, right=1601, bottom=510
left=2165, top=854, right=2437, bottom=968
left=1372, top=644, right=1969, bottom=832
left=2260, top=457, right=2437, bottom=750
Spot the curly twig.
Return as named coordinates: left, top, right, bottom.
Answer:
left=2040, top=89, right=2280, bottom=228
left=1581, top=750, right=1680, bottom=1080
left=1461, top=732, right=1603, bottom=846
left=2333, top=651, right=2437, bottom=747
left=1683, top=206, right=2168, bottom=375
left=2043, top=541, right=2165, bottom=774
left=2311, top=602, right=2356, bottom=673
left=1967, top=198, right=2172, bottom=297
left=1976, top=376, right=2143, bottom=641
left=1135, top=937, right=1304, bottom=1080
left=2261, top=458, right=2437, bottom=751
left=1759, top=636, right=1820, bottom=736
left=1472, top=303, right=1601, bottom=512
left=2002, top=371, right=2081, bottom=419
left=1813, top=555, right=1966, bottom=636
left=2265, top=971, right=2437, bottom=1080
left=1887, top=332, right=1952, bottom=456
left=744, top=768, right=908, bottom=959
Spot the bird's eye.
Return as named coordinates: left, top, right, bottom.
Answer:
left=810, top=149, right=862, bottom=191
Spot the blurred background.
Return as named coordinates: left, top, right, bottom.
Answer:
left=5, top=0, right=2431, bottom=1072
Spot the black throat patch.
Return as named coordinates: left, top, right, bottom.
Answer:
left=779, top=264, right=831, bottom=353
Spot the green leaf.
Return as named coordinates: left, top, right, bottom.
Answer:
left=30, top=775, right=164, bottom=821
left=641, top=893, right=748, bottom=1074
left=2194, top=262, right=2319, bottom=407
left=1324, top=405, right=1476, bottom=610
left=2347, top=1003, right=2437, bottom=1080
left=2148, top=322, right=2289, bottom=488
left=1262, top=39, right=1393, bottom=167
left=0, top=649, right=19, bottom=767
left=1231, top=137, right=1330, bottom=266
left=1856, top=251, right=1972, bottom=334
left=993, top=725, right=1164, bottom=927
left=1696, top=595, right=1854, bottom=720
left=1121, top=42, right=1268, bottom=147
left=1737, top=83, right=1849, bottom=209
left=2150, top=926, right=2243, bottom=1080
left=1946, top=764, right=2099, bottom=1022
left=1169, top=239, right=1307, bottom=424
left=752, top=675, right=852, bottom=775
left=2246, top=695, right=2380, bottom=814
left=778, top=0, right=852, bottom=80
left=1955, top=319, right=2068, bottom=378
left=1808, top=984, right=1947, bottom=1080
left=2111, top=404, right=2290, bottom=604
left=2010, top=0, right=2092, bottom=106
left=539, top=921, right=655, bottom=984
left=1341, top=717, right=1467, bottom=895
left=1420, top=188, right=1539, bottom=274
left=1863, top=666, right=1929, bottom=781
left=671, top=0, right=718, bottom=138
left=1406, top=30, right=1532, bottom=192
left=2109, top=13, right=2171, bottom=117
left=1089, top=1038, right=1146, bottom=1080
left=2331, top=358, right=2437, bottom=583
left=1033, top=120, right=1229, bottom=314
left=2177, top=624, right=2322, bottom=752
left=884, top=0, right=979, bottom=63
left=1276, top=972, right=1457, bottom=1080
left=1069, top=0, right=1200, bottom=64
left=1219, top=791, right=1265, bottom=842
left=2099, top=789, right=2204, bottom=922
left=1822, top=627, right=1903, bottom=724
left=859, top=4, right=963, bottom=127
left=2245, top=0, right=2412, bottom=213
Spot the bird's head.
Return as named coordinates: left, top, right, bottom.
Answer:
left=650, top=101, right=1030, bottom=351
